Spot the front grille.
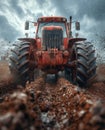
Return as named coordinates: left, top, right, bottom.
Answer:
left=42, top=29, right=63, bottom=50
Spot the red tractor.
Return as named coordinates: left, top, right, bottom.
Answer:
left=10, top=16, right=96, bottom=86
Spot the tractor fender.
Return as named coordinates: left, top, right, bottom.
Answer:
left=68, top=38, right=86, bottom=48
left=18, top=38, right=36, bottom=45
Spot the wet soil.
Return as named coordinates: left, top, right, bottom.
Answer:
left=0, top=61, right=105, bottom=130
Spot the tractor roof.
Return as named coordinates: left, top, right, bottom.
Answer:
left=37, top=16, right=67, bottom=22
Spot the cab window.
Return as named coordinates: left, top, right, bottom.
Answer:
left=37, top=22, right=67, bottom=37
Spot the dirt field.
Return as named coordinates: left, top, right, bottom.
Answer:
left=0, top=61, right=105, bottom=130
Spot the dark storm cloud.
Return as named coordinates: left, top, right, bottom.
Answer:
left=0, top=15, right=20, bottom=41
left=36, top=0, right=47, bottom=7
left=9, top=0, right=25, bottom=18
left=25, top=9, right=43, bottom=20
left=0, top=0, right=105, bottom=42
left=52, top=0, right=105, bottom=20
left=51, top=0, right=78, bottom=19
left=77, top=0, right=105, bottom=20
left=0, top=3, right=9, bottom=13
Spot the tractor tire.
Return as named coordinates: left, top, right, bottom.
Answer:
left=65, top=42, right=96, bottom=87
left=9, top=41, right=34, bottom=86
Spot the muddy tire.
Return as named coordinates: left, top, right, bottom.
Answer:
left=65, top=42, right=96, bottom=87
left=9, top=41, right=34, bottom=86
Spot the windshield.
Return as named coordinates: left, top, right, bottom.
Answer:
left=37, top=22, right=67, bottom=37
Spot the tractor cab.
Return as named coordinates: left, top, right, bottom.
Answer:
left=36, top=17, right=68, bottom=38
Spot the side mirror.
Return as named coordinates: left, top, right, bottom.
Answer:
left=25, top=21, right=29, bottom=30
left=75, top=22, right=80, bottom=30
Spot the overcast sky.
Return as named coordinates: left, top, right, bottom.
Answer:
left=0, top=0, right=105, bottom=42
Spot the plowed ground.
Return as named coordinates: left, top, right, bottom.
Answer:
left=0, top=61, right=105, bottom=130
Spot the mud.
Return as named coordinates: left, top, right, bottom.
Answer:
left=86, top=64, right=105, bottom=103
left=0, top=61, right=105, bottom=130
left=0, top=61, right=17, bottom=96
